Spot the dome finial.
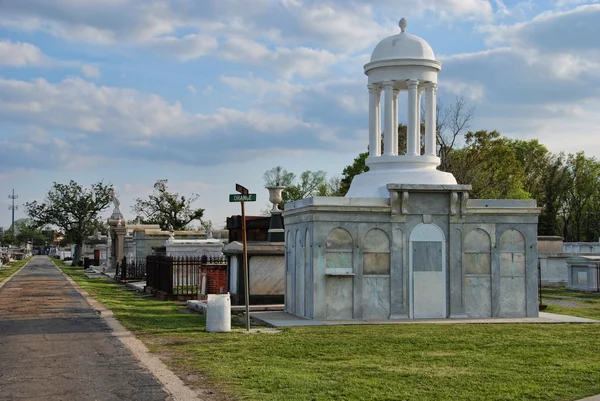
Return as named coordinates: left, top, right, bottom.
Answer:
left=399, top=18, right=407, bottom=33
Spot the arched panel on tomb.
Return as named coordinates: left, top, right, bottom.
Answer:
left=286, top=230, right=295, bottom=313
left=295, top=229, right=305, bottom=317
left=304, top=228, right=312, bottom=319
left=362, top=229, right=391, bottom=319
left=409, top=223, right=446, bottom=319
left=499, top=229, right=526, bottom=317
left=463, top=228, right=492, bottom=318
left=325, top=228, right=354, bottom=319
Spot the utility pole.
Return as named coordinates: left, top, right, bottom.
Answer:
left=8, top=189, right=18, bottom=238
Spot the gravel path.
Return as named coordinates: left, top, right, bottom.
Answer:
left=0, top=256, right=169, bottom=400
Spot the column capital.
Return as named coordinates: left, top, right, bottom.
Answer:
left=367, top=83, right=381, bottom=93
left=424, top=82, right=438, bottom=92
left=407, top=79, right=419, bottom=90
left=382, top=80, right=395, bottom=89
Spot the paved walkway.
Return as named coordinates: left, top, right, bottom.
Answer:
left=0, top=256, right=168, bottom=400
left=252, top=309, right=599, bottom=327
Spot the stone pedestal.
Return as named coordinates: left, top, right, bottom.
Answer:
left=566, top=256, right=600, bottom=292
left=107, top=210, right=126, bottom=272
left=223, top=241, right=285, bottom=305
left=283, top=185, right=541, bottom=320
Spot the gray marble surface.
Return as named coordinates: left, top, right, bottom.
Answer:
left=499, top=277, right=526, bottom=317
left=326, top=276, right=353, bottom=319
left=250, top=256, right=285, bottom=295
left=465, top=276, right=492, bottom=317
left=362, top=277, right=391, bottom=319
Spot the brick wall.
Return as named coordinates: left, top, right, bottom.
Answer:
left=202, top=266, right=227, bottom=294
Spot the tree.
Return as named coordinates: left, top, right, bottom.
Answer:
left=435, top=96, right=475, bottom=171
left=8, top=218, right=48, bottom=246
left=446, top=130, right=529, bottom=199
left=132, top=179, right=204, bottom=230
left=560, top=153, right=600, bottom=241
left=263, top=166, right=335, bottom=207
left=339, top=151, right=369, bottom=196
left=25, top=181, right=113, bottom=266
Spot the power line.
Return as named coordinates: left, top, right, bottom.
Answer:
left=8, top=189, right=18, bottom=237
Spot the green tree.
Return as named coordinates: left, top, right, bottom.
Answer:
left=25, top=181, right=113, bottom=265
left=263, top=166, right=335, bottom=207
left=446, top=130, right=529, bottom=199
left=560, top=153, right=600, bottom=241
left=339, top=151, right=369, bottom=196
left=132, top=179, right=205, bottom=230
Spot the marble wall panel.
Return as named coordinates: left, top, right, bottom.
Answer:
left=362, top=277, right=391, bottom=319
left=413, top=271, right=445, bottom=318
left=326, top=228, right=353, bottom=249
left=409, top=193, right=449, bottom=215
left=362, top=229, right=390, bottom=252
left=326, top=276, right=353, bottom=319
left=464, top=253, right=491, bottom=275
left=464, top=229, right=492, bottom=253
left=250, top=256, right=285, bottom=295
left=413, top=242, right=443, bottom=271
left=500, top=253, right=525, bottom=276
left=499, top=277, right=526, bottom=317
left=465, top=276, right=492, bottom=317
left=326, top=252, right=353, bottom=270
left=499, top=229, right=526, bottom=253
left=364, top=253, right=390, bottom=275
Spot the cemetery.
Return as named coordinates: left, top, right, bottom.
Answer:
left=4, top=12, right=600, bottom=401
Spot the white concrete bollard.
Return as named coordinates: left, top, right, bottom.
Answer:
left=206, top=293, right=231, bottom=333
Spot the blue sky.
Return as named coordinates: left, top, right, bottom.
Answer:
left=1, top=0, right=599, bottom=229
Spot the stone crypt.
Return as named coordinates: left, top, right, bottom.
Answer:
left=282, top=19, right=541, bottom=320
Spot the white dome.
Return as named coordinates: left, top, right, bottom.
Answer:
left=370, top=19, right=435, bottom=63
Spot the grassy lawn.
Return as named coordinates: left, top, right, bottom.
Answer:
left=542, top=287, right=600, bottom=320
left=59, top=263, right=600, bottom=401
left=0, top=256, right=33, bottom=282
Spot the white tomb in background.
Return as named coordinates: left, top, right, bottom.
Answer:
left=283, top=19, right=541, bottom=320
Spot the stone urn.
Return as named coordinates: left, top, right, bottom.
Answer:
left=266, top=185, right=285, bottom=211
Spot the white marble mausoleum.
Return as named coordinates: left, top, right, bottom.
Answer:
left=282, top=19, right=541, bottom=320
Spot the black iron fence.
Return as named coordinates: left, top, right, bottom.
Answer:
left=145, top=255, right=227, bottom=299
left=115, top=256, right=147, bottom=281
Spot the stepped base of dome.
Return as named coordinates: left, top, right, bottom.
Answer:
left=345, top=155, right=457, bottom=198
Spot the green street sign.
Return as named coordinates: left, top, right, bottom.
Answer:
left=229, top=193, right=256, bottom=202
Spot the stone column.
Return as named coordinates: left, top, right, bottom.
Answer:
left=114, top=224, right=126, bottom=267
left=392, top=88, right=400, bottom=156
left=406, top=79, right=419, bottom=156
left=368, top=84, right=379, bottom=157
left=416, top=89, right=422, bottom=154
left=383, top=82, right=395, bottom=156
left=375, top=87, right=381, bottom=156
left=425, top=83, right=437, bottom=156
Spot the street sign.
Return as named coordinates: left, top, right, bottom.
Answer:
left=229, top=193, right=256, bottom=202
left=235, top=183, right=249, bottom=195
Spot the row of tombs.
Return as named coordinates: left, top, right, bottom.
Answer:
left=283, top=192, right=539, bottom=320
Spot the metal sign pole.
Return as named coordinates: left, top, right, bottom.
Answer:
left=241, top=200, right=250, bottom=331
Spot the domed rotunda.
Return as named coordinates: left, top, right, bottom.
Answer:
left=346, top=18, right=457, bottom=198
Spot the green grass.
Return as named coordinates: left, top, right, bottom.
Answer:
left=0, top=256, right=33, bottom=282
left=59, top=263, right=600, bottom=401
left=542, top=287, right=600, bottom=320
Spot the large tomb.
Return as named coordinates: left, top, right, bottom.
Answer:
left=282, top=19, right=541, bottom=320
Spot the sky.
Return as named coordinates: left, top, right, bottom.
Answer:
left=1, top=0, right=599, bottom=230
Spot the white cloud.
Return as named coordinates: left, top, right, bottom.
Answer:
left=0, top=76, right=341, bottom=171
left=81, top=64, right=100, bottom=78
left=186, top=85, right=197, bottom=93
left=148, top=33, right=218, bottom=61
left=219, top=37, right=341, bottom=78
left=0, top=40, right=46, bottom=66
left=202, top=85, right=214, bottom=95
